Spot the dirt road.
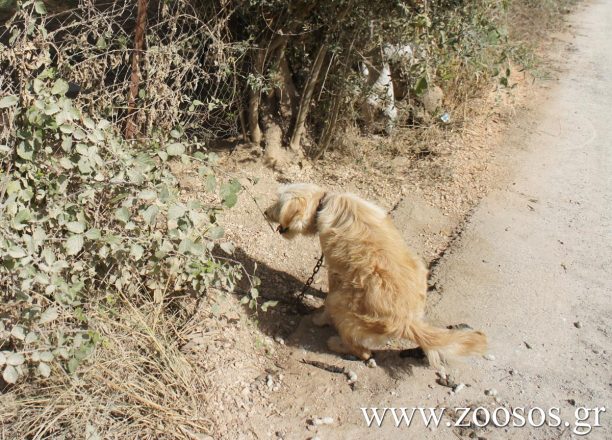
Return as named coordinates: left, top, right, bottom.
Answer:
left=243, top=2, right=611, bottom=439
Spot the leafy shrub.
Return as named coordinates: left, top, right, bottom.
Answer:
left=0, top=69, right=242, bottom=385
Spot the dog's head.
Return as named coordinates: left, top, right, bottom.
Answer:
left=264, top=183, right=325, bottom=239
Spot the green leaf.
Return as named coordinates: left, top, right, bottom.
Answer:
left=8, top=246, right=27, bottom=259
left=222, top=192, right=237, bottom=208
left=85, top=228, right=101, bottom=240
left=167, top=204, right=186, bottom=220
left=130, top=244, right=144, bottom=261
left=59, top=157, right=74, bottom=169
left=205, top=174, right=216, bottom=193
left=7, top=352, right=25, bottom=365
left=51, top=79, right=69, bottom=96
left=40, top=307, right=59, bottom=324
left=3, top=365, right=18, bottom=384
left=67, top=358, right=80, bottom=374
left=39, top=351, right=54, bottom=362
left=261, top=300, right=278, bottom=312
left=65, top=234, right=84, bottom=256
left=220, top=180, right=241, bottom=208
left=25, top=331, right=39, bottom=344
left=209, top=226, right=224, bottom=239
left=66, top=221, right=85, bottom=234
left=138, top=190, right=157, bottom=200
left=166, top=142, right=185, bottom=156
left=38, top=362, right=51, bottom=378
left=415, top=76, right=428, bottom=95
left=34, top=1, right=47, bottom=14
left=14, top=209, right=31, bottom=225
left=115, top=207, right=130, bottom=223
left=142, top=205, right=159, bottom=226
left=0, top=95, right=18, bottom=108
left=10, top=326, right=26, bottom=341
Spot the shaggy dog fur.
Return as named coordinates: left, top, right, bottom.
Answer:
left=264, top=183, right=487, bottom=366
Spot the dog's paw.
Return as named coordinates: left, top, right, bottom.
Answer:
left=327, top=336, right=372, bottom=360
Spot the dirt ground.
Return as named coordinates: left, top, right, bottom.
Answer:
left=173, top=2, right=611, bottom=439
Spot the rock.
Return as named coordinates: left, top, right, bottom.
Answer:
left=485, top=388, right=498, bottom=397
left=574, top=321, right=582, bottom=328
left=483, top=354, right=495, bottom=361
left=274, top=336, right=285, bottom=345
left=420, top=85, right=444, bottom=114
left=436, top=372, right=456, bottom=388
left=366, top=358, right=377, bottom=368
left=311, top=417, right=334, bottom=426
left=452, top=383, right=466, bottom=394
left=266, top=375, right=274, bottom=389
left=346, top=370, right=358, bottom=383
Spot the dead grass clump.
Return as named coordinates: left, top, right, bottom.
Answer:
left=0, top=296, right=215, bottom=439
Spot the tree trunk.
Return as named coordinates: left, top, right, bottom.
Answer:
left=124, top=0, right=148, bottom=139
left=289, top=44, right=328, bottom=154
left=247, top=50, right=265, bottom=145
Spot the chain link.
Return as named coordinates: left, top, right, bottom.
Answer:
left=297, top=253, right=324, bottom=299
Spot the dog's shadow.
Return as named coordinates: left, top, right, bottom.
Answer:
left=217, top=246, right=428, bottom=378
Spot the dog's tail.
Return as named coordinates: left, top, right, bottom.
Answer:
left=402, top=321, right=487, bottom=368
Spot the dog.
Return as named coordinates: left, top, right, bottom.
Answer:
left=264, top=183, right=487, bottom=366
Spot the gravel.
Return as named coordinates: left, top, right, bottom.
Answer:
left=311, top=417, right=334, bottom=426
left=452, top=383, right=466, bottom=394
left=346, top=370, right=358, bottom=383
left=485, top=388, right=498, bottom=397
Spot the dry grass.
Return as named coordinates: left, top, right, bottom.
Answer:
left=1, top=295, right=215, bottom=440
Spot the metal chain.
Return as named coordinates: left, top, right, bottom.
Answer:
left=297, top=253, right=324, bottom=299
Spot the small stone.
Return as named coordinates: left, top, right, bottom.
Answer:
left=485, top=388, right=498, bottom=397
left=508, top=369, right=515, bottom=375
left=567, top=398, right=576, bottom=406
left=453, top=383, right=466, bottom=394
left=266, top=375, right=273, bottom=389
left=483, top=354, right=495, bottom=361
left=347, top=371, right=358, bottom=383
left=311, top=417, right=334, bottom=426
left=366, top=358, right=377, bottom=368
left=574, top=321, right=582, bottom=329
left=274, top=336, right=285, bottom=345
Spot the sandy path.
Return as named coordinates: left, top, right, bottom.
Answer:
left=245, top=2, right=611, bottom=439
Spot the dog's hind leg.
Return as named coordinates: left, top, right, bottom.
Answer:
left=312, top=308, right=332, bottom=327
left=327, top=335, right=372, bottom=360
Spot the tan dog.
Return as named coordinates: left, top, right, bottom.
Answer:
left=264, top=183, right=487, bottom=366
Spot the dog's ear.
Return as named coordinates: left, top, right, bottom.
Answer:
left=279, top=197, right=307, bottom=232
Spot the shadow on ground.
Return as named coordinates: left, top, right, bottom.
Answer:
left=215, top=246, right=429, bottom=378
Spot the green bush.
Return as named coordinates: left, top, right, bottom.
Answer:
left=0, top=69, right=242, bottom=384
